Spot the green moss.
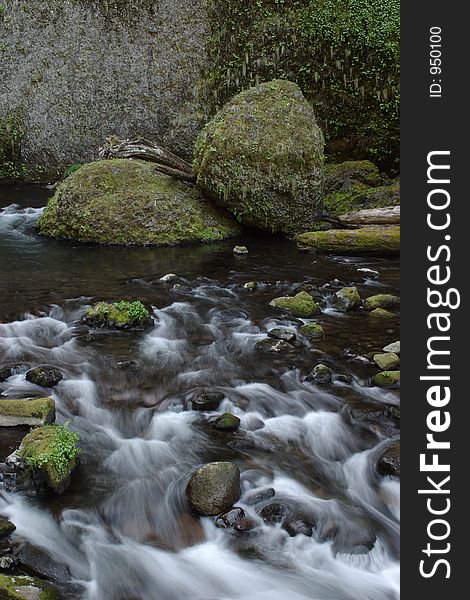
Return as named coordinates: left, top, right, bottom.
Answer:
left=38, top=159, right=241, bottom=245
left=20, top=424, right=80, bottom=492
left=335, top=286, right=361, bottom=312
left=0, top=575, right=59, bottom=600
left=299, top=322, right=325, bottom=339
left=203, top=0, right=399, bottom=172
left=0, top=518, right=16, bottom=539
left=325, top=161, right=382, bottom=190
left=0, top=114, right=28, bottom=182
left=84, top=300, right=150, bottom=329
left=373, top=352, right=399, bottom=370
left=373, top=370, right=400, bottom=388
left=63, top=163, right=83, bottom=179
left=369, top=307, right=396, bottom=319
left=297, top=226, right=400, bottom=255
left=270, top=291, right=321, bottom=317
left=213, top=413, right=241, bottom=431
left=363, top=293, right=400, bottom=310
left=324, top=180, right=400, bottom=217
left=0, top=397, right=55, bottom=425
left=194, top=80, right=324, bottom=235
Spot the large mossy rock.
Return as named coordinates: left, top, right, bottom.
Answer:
left=269, top=291, right=321, bottom=317
left=0, top=574, right=60, bottom=600
left=297, top=226, right=400, bottom=255
left=0, top=398, right=55, bottom=427
left=83, top=301, right=151, bottom=330
left=37, top=159, right=241, bottom=245
left=194, top=80, right=324, bottom=235
left=186, top=462, right=241, bottom=516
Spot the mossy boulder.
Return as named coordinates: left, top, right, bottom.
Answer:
left=270, top=291, right=321, bottom=318
left=0, top=398, right=55, bottom=427
left=25, top=367, right=63, bottom=388
left=19, top=424, right=80, bottom=494
left=0, top=518, right=16, bottom=540
left=186, top=462, right=241, bottom=516
left=306, top=363, right=332, bottom=384
left=0, top=574, right=59, bottom=600
left=83, top=300, right=151, bottom=330
left=325, top=161, right=382, bottom=191
left=370, top=308, right=396, bottom=319
left=194, top=80, right=324, bottom=235
left=299, top=322, right=325, bottom=340
left=373, top=371, right=400, bottom=389
left=37, top=159, right=241, bottom=245
left=213, top=413, right=241, bottom=431
left=297, top=226, right=400, bottom=255
left=373, top=352, right=400, bottom=370
left=334, top=287, right=361, bottom=312
left=364, top=294, right=400, bottom=311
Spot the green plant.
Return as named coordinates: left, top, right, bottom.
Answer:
left=113, top=300, right=149, bottom=321
left=21, top=423, right=80, bottom=478
left=63, top=163, right=83, bottom=179
left=0, top=114, right=28, bottom=181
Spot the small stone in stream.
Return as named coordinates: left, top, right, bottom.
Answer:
left=186, top=462, right=241, bottom=516
left=387, top=405, right=400, bottom=420
left=213, top=413, right=241, bottom=431
left=258, top=503, right=287, bottom=523
left=373, top=370, right=400, bottom=389
left=215, top=507, right=245, bottom=528
left=267, top=327, right=297, bottom=343
left=244, top=281, right=256, bottom=290
left=363, top=294, right=400, bottom=311
left=334, top=286, right=361, bottom=312
left=383, top=341, right=400, bottom=354
left=306, top=363, right=332, bottom=384
left=0, top=519, right=16, bottom=540
left=348, top=402, right=386, bottom=423
left=0, top=367, right=12, bottom=382
left=370, top=308, right=396, bottom=319
left=191, top=391, right=225, bottom=411
left=0, top=555, right=15, bottom=569
left=299, top=322, right=325, bottom=340
left=284, top=520, right=313, bottom=537
left=256, top=338, right=293, bottom=354
left=25, top=367, right=63, bottom=388
left=159, top=273, right=178, bottom=282
left=243, top=487, right=276, bottom=506
left=269, top=291, right=321, bottom=318
left=333, top=374, right=352, bottom=384
left=377, top=441, right=400, bottom=476
left=373, top=352, right=399, bottom=370
left=171, top=283, right=192, bottom=293
left=233, top=245, right=249, bottom=255
left=234, top=517, right=257, bottom=533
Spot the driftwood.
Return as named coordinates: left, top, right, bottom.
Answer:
left=338, top=206, right=400, bottom=226
left=99, top=137, right=195, bottom=182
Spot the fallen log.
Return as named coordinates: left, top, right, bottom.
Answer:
left=99, top=137, right=194, bottom=182
left=338, top=206, right=400, bottom=226
left=297, top=226, right=400, bottom=255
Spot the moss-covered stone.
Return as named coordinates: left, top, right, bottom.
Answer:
left=373, top=370, right=400, bottom=389
left=325, top=160, right=382, bottom=191
left=297, top=226, right=400, bottom=255
left=20, top=424, right=80, bottom=494
left=373, top=352, right=399, bottom=370
left=0, top=574, right=59, bottom=600
left=213, top=413, right=241, bottom=431
left=363, top=293, right=400, bottom=311
left=299, top=322, right=325, bottom=339
left=37, top=159, right=241, bottom=245
left=0, top=518, right=16, bottom=539
left=269, top=291, right=321, bottom=317
left=194, top=80, right=324, bottom=235
left=83, top=300, right=151, bottom=330
left=324, top=180, right=400, bottom=217
left=306, top=363, right=332, bottom=384
left=370, top=308, right=396, bottom=319
left=186, top=462, right=241, bottom=516
left=0, top=397, right=55, bottom=427
left=334, top=286, right=361, bottom=312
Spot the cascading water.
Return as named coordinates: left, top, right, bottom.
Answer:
left=0, top=189, right=399, bottom=599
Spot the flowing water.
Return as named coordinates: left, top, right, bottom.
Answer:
left=0, top=185, right=400, bottom=600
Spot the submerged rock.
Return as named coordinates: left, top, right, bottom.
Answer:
left=0, top=398, right=55, bottom=427
left=215, top=507, right=245, bottom=529
left=269, top=291, right=320, bottom=318
left=298, top=322, right=325, bottom=340
left=243, top=487, right=276, bottom=506
left=297, top=226, right=400, bottom=255
left=191, top=391, right=225, bottom=412
left=284, top=520, right=313, bottom=537
left=38, top=159, right=241, bottom=246
left=83, top=300, right=151, bottom=330
left=258, top=503, right=287, bottom=524
left=363, top=294, right=400, bottom=311
left=213, top=413, right=241, bottom=431
left=373, top=352, right=399, bottom=370
left=377, top=441, right=400, bottom=476
left=234, top=517, right=257, bottom=533
left=0, top=574, right=60, bottom=600
left=334, top=286, right=361, bottom=312
left=186, top=462, right=241, bottom=516
left=25, top=367, right=63, bottom=388
left=373, top=370, right=400, bottom=389
left=0, top=519, right=16, bottom=540
left=193, top=80, right=324, bottom=235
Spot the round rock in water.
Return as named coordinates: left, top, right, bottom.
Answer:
left=213, top=413, right=241, bottom=431
left=191, top=391, right=225, bottom=412
left=186, top=462, right=241, bottom=516
left=233, top=245, right=249, bottom=255
left=25, top=366, right=63, bottom=388
left=258, top=502, right=287, bottom=524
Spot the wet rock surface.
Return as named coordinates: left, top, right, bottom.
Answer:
left=186, top=462, right=241, bottom=517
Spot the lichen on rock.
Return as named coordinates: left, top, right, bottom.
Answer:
left=37, top=159, right=241, bottom=245
left=270, top=291, right=321, bottom=317
left=194, top=80, right=324, bottom=235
